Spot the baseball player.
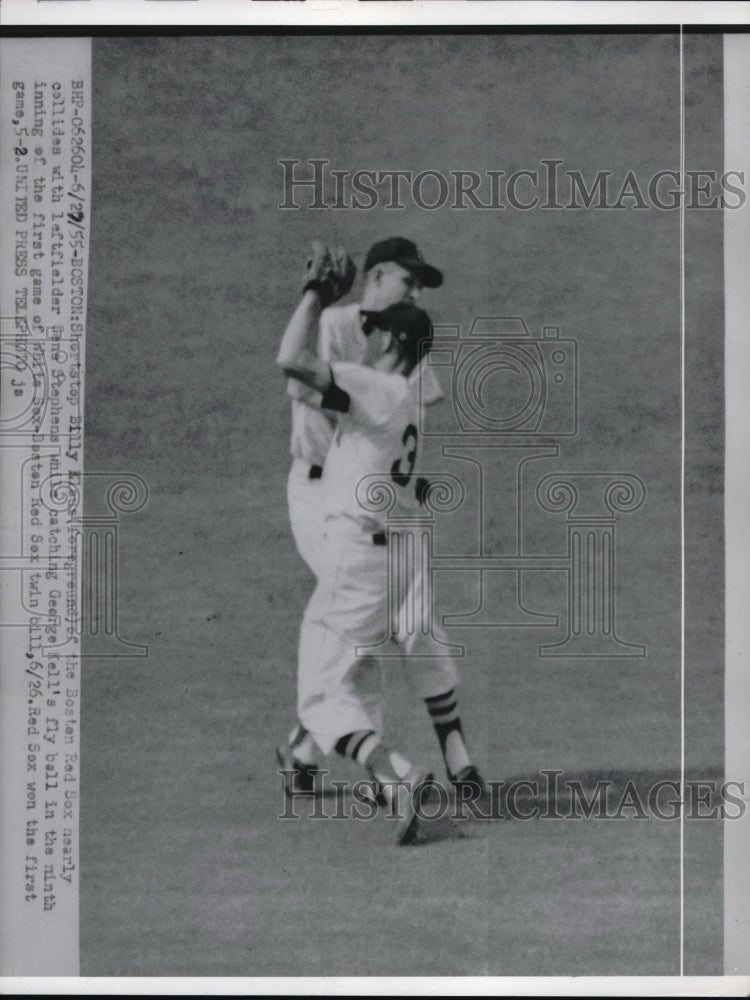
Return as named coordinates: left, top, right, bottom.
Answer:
left=277, top=289, right=487, bottom=844
left=279, top=237, right=445, bottom=786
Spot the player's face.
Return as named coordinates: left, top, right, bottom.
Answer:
left=365, top=263, right=422, bottom=310
left=362, top=327, right=389, bottom=367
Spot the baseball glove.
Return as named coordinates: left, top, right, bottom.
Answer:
left=302, top=240, right=356, bottom=308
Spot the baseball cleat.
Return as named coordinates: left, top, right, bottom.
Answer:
left=395, top=770, right=434, bottom=846
left=451, top=764, right=492, bottom=816
left=394, top=770, right=462, bottom=846
left=365, top=769, right=389, bottom=808
left=276, top=743, right=322, bottom=797
left=355, top=771, right=389, bottom=810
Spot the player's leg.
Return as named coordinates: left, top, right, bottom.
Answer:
left=411, top=669, right=490, bottom=810
left=295, top=524, right=391, bottom=757
left=402, top=651, right=484, bottom=781
left=294, top=521, right=460, bottom=842
left=333, top=730, right=443, bottom=845
left=398, top=561, right=490, bottom=808
left=297, top=620, right=387, bottom=753
left=277, top=458, right=326, bottom=784
left=276, top=723, right=322, bottom=796
left=423, top=687, right=472, bottom=777
left=335, top=730, right=415, bottom=792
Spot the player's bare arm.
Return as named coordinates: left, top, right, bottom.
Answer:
left=276, top=289, right=332, bottom=394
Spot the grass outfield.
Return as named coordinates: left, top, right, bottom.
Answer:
left=81, top=34, right=724, bottom=977
left=80, top=482, right=721, bottom=976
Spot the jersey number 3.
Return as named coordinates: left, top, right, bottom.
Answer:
left=390, top=424, right=418, bottom=487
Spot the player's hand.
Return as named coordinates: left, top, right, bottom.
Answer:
left=302, top=240, right=356, bottom=308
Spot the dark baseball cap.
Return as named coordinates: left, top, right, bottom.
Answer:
left=361, top=302, right=434, bottom=365
left=363, top=236, right=443, bottom=288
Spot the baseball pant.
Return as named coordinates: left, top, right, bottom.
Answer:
left=297, top=517, right=458, bottom=755
left=286, top=457, right=326, bottom=578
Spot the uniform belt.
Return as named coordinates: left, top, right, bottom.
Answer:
left=372, top=532, right=386, bottom=546
left=308, top=464, right=323, bottom=480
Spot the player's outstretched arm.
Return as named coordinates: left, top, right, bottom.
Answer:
left=276, top=289, right=333, bottom=394
left=277, top=240, right=354, bottom=394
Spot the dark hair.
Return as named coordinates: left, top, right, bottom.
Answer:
left=362, top=302, right=433, bottom=370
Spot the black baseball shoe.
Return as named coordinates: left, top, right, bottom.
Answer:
left=361, top=769, right=389, bottom=808
left=394, top=770, right=462, bottom=846
left=276, top=743, right=322, bottom=797
left=396, top=770, right=435, bottom=845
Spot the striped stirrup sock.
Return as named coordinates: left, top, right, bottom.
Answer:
left=335, top=730, right=414, bottom=803
left=424, top=689, right=471, bottom=779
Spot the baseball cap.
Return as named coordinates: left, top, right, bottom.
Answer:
left=363, top=236, right=443, bottom=288
left=361, top=302, right=434, bottom=366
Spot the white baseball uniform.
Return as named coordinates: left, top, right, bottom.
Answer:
left=286, top=302, right=442, bottom=578
left=296, top=361, right=458, bottom=755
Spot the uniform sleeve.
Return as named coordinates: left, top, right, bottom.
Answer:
left=289, top=307, right=343, bottom=405
left=331, top=362, right=408, bottom=429
left=419, top=362, right=444, bottom=405
left=317, top=309, right=334, bottom=363
left=320, top=304, right=368, bottom=365
left=318, top=306, right=350, bottom=363
left=286, top=377, right=322, bottom=405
